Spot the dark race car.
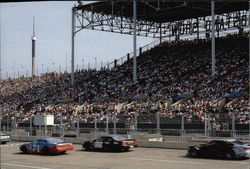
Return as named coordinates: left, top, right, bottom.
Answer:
left=20, top=138, right=74, bottom=155
left=82, top=135, right=138, bottom=152
left=187, top=139, right=250, bottom=160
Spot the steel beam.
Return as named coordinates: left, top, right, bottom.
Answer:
left=211, top=1, right=216, bottom=77
left=133, top=0, right=137, bottom=83
left=71, top=6, right=76, bottom=85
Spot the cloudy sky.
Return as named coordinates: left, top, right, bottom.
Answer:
left=0, top=1, right=154, bottom=79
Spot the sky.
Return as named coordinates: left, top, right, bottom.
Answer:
left=0, top=1, right=154, bottom=79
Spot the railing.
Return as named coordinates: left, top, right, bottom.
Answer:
left=105, top=26, right=250, bottom=70
left=1, top=113, right=249, bottom=142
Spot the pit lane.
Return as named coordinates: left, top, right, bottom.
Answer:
left=1, top=141, right=249, bottom=169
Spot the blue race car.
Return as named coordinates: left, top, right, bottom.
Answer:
left=20, top=138, right=74, bottom=155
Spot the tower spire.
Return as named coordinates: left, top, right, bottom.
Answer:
left=32, top=16, right=36, bottom=77
left=33, top=16, right=35, bottom=37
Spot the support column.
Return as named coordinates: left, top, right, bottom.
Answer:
left=248, top=0, right=250, bottom=142
left=197, top=18, right=199, bottom=39
left=159, top=23, right=162, bottom=43
left=133, top=0, right=137, bottom=83
left=0, top=5, right=2, bottom=81
left=211, top=1, right=216, bottom=77
left=71, top=6, right=76, bottom=85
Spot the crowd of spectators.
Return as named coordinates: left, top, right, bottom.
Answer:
left=0, top=32, right=249, bottom=127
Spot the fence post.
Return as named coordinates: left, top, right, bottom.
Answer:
left=60, top=116, right=64, bottom=137
left=77, top=115, right=80, bottom=138
left=205, top=113, right=207, bottom=136
left=45, top=124, right=47, bottom=137
left=127, top=53, right=130, bottom=61
left=39, top=125, right=41, bottom=137
left=7, top=113, right=9, bottom=132
left=0, top=109, right=3, bottom=133
left=106, top=115, right=109, bottom=134
left=181, top=113, right=184, bottom=143
left=14, top=111, right=17, bottom=136
left=207, top=114, right=211, bottom=140
left=156, top=112, right=160, bottom=134
left=134, top=114, right=138, bottom=131
left=232, top=115, right=235, bottom=138
left=113, top=115, right=117, bottom=134
left=94, top=116, right=97, bottom=132
left=0, top=114, right=1, bottom=133
left=29, top=117, right=32, bottom=136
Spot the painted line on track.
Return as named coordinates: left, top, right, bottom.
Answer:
left=2, top=163, right=52, bottom=169
left=130, top=157, right=204, bottom=165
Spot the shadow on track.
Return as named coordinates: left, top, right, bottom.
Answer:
left=180, top=155, right=249, bottom=161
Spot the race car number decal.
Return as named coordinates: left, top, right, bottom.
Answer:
left=94, top=141, right=103, bottom=148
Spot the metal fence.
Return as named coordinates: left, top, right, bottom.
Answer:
left=1, top=113, right=249, bottom=141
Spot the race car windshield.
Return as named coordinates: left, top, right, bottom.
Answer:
left=112, top=136, right=127, bottom=141
left=46, top=138, right=64, bottom=144
left=231, top=140, right=245, bottom=145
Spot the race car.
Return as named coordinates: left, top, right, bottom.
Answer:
left=187, top=139, right=250, bottom=159
left=82, top=135, right=138, bottom=152
left=0, top=133, right=11, bottom=144
left=20, top=138, right=74, bottom=155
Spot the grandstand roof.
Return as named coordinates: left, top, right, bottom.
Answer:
left=78, top=1, right=248, bottom=23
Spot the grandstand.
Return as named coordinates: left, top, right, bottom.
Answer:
left=0, top=31, right=249, bottom=135
left=0, top=1, right=249, bottom=138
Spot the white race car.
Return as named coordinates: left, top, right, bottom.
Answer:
left=0, top=133, right=11, bottom=144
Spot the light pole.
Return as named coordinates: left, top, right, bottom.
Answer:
left=52, top=62, right=55, bottom=73
left=21, top=66, right=24, bottom=77
left=95, top=57, right=97, bottom=70
left=66, top=52, right=68, bottom=73
left=42, top=64, right=44, bottom=74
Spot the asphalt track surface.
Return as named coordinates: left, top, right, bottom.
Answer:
left=1, top=141, right=250, bottom=169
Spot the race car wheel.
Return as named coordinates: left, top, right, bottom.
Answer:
left=20, top=145, right=28, bottom=154
left=42, top=147, right=50, bottom=155
left=123, top=147, right=130, bottom=152
left=85, top=145, right=91, bottom=151
left=103, top=145, right=109, bottom=152
left=225, top=151, right=235, bottom=160
left=189, top=150, right=197, bottom=158
left=90, top=145, right=94, bottom=151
